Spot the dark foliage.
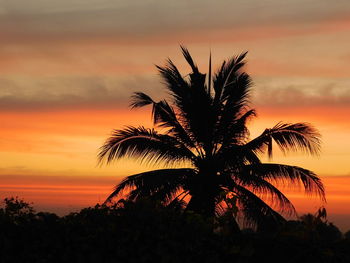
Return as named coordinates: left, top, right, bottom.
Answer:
left=0, top=197, right=349, bottom=263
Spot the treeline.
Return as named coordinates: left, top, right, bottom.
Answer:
left=0, top=197, right=349, bottom=263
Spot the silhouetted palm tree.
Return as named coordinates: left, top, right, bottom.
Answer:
left=98, top=47, right=325, bottom=227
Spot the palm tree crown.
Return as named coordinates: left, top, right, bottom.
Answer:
left=98, top=47, right=324, bottom=227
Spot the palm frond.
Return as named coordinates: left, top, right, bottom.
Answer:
left=245, top=122, right=321, bottom=158
left=98, top=126, right=194, bottom=165
left=208, top=51, right=212, bottom=94
left=222, top=52, right=248, bottom=88
left=218, top=108, right=256, bottom=147
left=231, top=183, right=286, bottom=228
left=105, top=168, right=196, bottom=203
left=130, top=92, right=195, bottom=148
left=181, top=46, right=207, bottom=94
left=151, top=100, right=196, bottom=147
left=180, top=45, right=199, bottom=74
left=234, top=109, right=256, bottom=128
left=213, top=72, right=253, bottom=149
left=157, top=47, right=215, bottom=151
left=221, top=72, right=252, bottom=106
left=213, top=52, right=248, bottom=106
left=130, top=92, right=154, bottom=108
left=231, top=172, right=296, bottom=216
left=241, top=163, right=325, bottom=201
left=156, top=59, right=189, bottom=106
left=156, top=59, right=209, bottom=146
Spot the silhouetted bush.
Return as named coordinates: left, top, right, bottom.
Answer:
left=0, top=197, right=349, bottom=263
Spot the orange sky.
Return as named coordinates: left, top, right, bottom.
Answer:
left=1, top=0, right=350, bottom=230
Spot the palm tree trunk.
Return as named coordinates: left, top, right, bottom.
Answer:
left=185, top=168, right=220, bottom=220
left=185, top=190, right=217, bottom=219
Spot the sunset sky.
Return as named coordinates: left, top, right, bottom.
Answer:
left=1, top=0, right=350, bottom=230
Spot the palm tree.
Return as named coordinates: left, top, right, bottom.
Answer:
left=98, top=47, right=325, bottom=227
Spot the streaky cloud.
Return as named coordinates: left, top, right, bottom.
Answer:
left=253, top=77, right=350, bottom=108
left=0, top=75, right=164, bottom=111
left=1, top=0, right=350, bottom=43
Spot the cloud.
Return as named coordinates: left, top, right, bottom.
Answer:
left=0, top=75, right=165, bottom=111
left=1, top=0, right=350, bottom=44
left=252, top=77, right=350, bottom=108
left=1, top=75, right=349, bottom=111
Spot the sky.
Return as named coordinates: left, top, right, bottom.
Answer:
left=0, top=0, right=350, bottom=230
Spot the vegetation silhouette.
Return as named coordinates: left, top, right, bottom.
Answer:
left=1, top=197, right=349, bottom=263
left=99, top=46, right=325, bottom=228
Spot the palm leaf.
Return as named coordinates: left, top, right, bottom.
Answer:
left=130, top=92, right=195, bottom=148
left=208, top=51, right=212, bottom=94
left=245, top=122, right=321, bottom=158
left=231, top=172, right=296, bottom=216
left=180, top=45, right=199, bottom=74
left=231, top=183, right=286, bottom=227
left=98, top=126, right=194, bottom=165
left=105, top=168, right=196, bottom=203
left=130, top=92, right=154, bottom=108
left=156, top=59, right=189, bottom=106
left=218, top=108, right=256, bottom=147
left=213, top=52, right=248, bottom=106
left=241, top=163, right=325, bottom=201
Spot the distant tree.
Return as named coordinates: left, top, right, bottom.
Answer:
left=298, top=207, right=342, bottom=242
left=99, top=47, right=325, bottom=227
left=0, top=196, right=35, bottom=224
left=2, top=196, right=35, bottom=215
